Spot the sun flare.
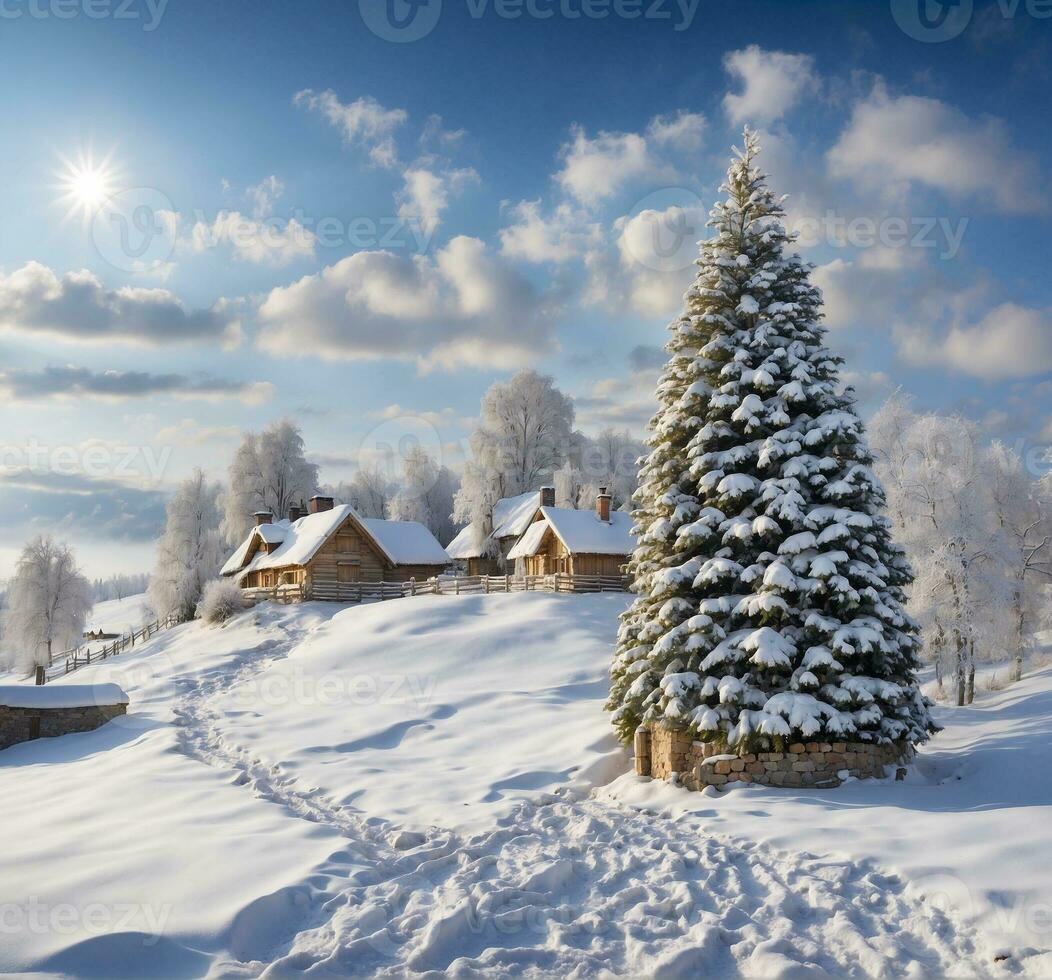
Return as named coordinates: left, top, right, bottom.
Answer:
left=55, top=151, right=120, bottom=222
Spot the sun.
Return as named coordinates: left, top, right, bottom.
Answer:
left=55, top=151, right=120, bottom=222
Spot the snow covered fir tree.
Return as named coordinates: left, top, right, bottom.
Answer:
left=608, top=131, right=935, bottom=761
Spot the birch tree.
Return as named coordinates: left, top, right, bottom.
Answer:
left=1, top=536, right=92, bottom=675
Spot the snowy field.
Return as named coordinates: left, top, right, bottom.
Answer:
left=0, top=593, right=1049, bottom=976
left=84, top=592, right=154, bottom=637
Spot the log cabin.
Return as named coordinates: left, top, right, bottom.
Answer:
left=220, top=495, right=450, bottom=599
left=506, top=488, right=634, bottom=577
left=444, top=489, right=544, bottom=575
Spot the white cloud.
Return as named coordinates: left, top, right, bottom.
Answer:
left=646, top=111, right=706, bottom=151
left=828, top=85, right=1045, bottom=213
left=257, top=236, right=555, bottom=372
left=498, top=201, right=601, bottom=264
left=556, top=126, right=660, bottom=207
left=397, top=165, right=478, bottom=235
left=246, top=175, right=284, bottom=219
left=894, top=302, right=1052, bottom=379
left=294, top=89, right=407, bottom=167
left=155, top=419, right=243, bottom=448
left=186, top=211, right=316, bottom=266
left=723, top=46, right=817, bottom=125
left=0, top=262, right=240, bottom=347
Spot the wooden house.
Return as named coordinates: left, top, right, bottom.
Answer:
left=444, top=489, right=546, bottom=575
left=507, top=489, right=634, bottom=577
left=220, top=495, right=450, bottom=599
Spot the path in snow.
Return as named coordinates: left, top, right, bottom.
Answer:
left=160, top=611, right=987, bottom=978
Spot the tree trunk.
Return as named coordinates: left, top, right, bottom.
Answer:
left=954, top=630, right=967, bottom=707
left=966, top=663, right=975, bottom=704
left=46, top=638, right=53, bottom=668
left=1011, top=590, right=1025, bottom=683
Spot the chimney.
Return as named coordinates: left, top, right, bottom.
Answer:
left=308, top=494, right=334, bottom=515
left=289, top=502, right=306, bottom=523
left=597, top=487, right=612, bottom=523
left=254, top=511, right=273, bottom=526
left=540, top=486, right=555, bottom=509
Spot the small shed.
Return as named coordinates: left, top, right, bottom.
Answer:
left=507, top=489, right=634, bottom=577
left=221, top=496, right=450, bottom=599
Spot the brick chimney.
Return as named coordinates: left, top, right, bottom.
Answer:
left=253, top=511, right=273, bottom=526
left=308, top=494, right=334, bottom=515
left=289, top=501, right=307, bottom=523
left=540, top=486, right=555, bottom=509
left=596, top=487, right=612, bottom=523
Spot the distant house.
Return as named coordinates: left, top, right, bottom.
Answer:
left=445, top=489, right=546, bottom=575
left=507, top=488, right=634, bottom=577
left=221, top=495, right=450, bottom=599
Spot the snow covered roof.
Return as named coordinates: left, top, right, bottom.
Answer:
left=508, top=507, right=635, bottom=558
left=0, top=683, right=129, bottom=708
left=445, top=491, right=541, bottom=559
left=360, top=518, right=451, bottom=566
left=222, top=505, right=449, bottom=579
left=492, top=491, right=541, bottom=539
left=507, top=519, right=551, bottom=560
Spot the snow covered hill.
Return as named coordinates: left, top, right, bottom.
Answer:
left=85, top=592, right=154, bottom=637
left=0, top=593, right=1048, bottom=976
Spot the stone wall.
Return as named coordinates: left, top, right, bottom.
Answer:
left=636, top=725, right=910, bottom=790
left=0, top=703, right=127, bottom=751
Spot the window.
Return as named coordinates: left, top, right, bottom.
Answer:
left=337, top=563, right=359, bottom=584
left=335, top=532, right=359, bottom=554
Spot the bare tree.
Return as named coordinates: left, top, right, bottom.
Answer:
left=1, top=536, right=92, bottom=676
left=221, top=419, right=319, bottom=544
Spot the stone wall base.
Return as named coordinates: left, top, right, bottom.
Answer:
left=0, top=703, right=127, bottom=751
left=635, top=725, right=911, bottom=790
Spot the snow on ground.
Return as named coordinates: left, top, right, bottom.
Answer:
left=0, top=592, right=1046, bottom=976
left=606, top=665, right=1052, bottom=975
left=202, top=593, right=629, bottom=831
left=85, top=592, right=154, bottom=637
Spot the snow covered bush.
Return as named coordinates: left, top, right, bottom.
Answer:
left=1, top=536, right=92, bottom=674
left=607, top=131, right=935, bottom=752
left=196, top=578, right=246, bottom=625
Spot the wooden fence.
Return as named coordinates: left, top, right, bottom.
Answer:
left=240, top=572, right=630, bottom=606
left=46, top=613, right=180, bottom=681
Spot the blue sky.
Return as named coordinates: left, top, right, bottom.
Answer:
left=1, top=0, right=1050, bottom=576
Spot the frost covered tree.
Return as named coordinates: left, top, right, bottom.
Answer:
left=556, top=429, right=645, bottom=511
left=221, top=419, right=319, bottom=545
left=871, top=396, right=1051, bottom=695
left=327, top=466, right=397, bottom=520
left=1, top=536, right=92, bottom=674
left=453, top=369, right=574, bottom=549
left=987, top=444, right=1051, bottom=682
left=150, top=469, right=226, bottom=622
left=388, top=444, right=460, bottom=543
left=608, top=132, right=934, bottom=751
